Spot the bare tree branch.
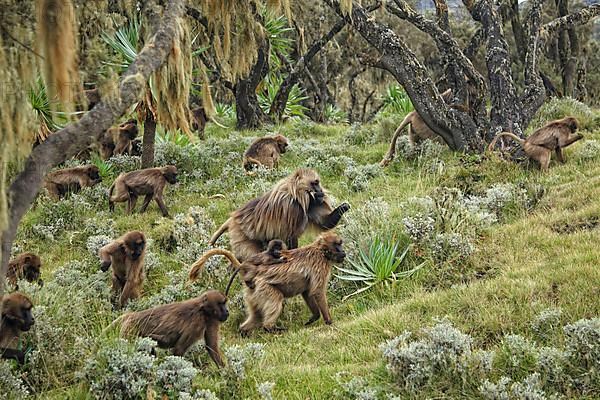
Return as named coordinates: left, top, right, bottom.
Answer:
left=540, top=4, right=600, bottom=40
left=270, top=18, right=347, bottom=119
left=0, top=0, right=187, bottom=291
left=324, top=0, right=483, bottom=151
left=519, top=0, right=546, bottom=122
left=385, top=0, right=486, bottom=114
left=463, top=27, right=486, bottom=60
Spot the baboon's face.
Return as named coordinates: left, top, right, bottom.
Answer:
left=267, top=240, right=285, bottom=258
left=87, top=166, right=102, bottom=184
left=125, top=232, right=146, bottom=260
left=20, top=254, right=41, bottom=283
left=566, top=117, right=579, bottom=132
left=201, top=291, right=229, bottom=322
left=2, top=294, right=35, bottom=331
left=24, top=259, right=41, bottom=283
left=308, top=177, right=325, bottom=205
left=276, top=136, right=289, bottom=153
left=163, top=166, right=178, bottom=184
left=321, top=234, right=346, bottom=263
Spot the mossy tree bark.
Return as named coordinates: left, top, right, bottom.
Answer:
left=323, top=0, right=599, bottom=155
left=235, top=39, right=272, bottom=130
left=0, top=0, right=187, bottom=291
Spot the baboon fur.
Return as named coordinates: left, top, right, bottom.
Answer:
left=44, top=165, right=102, bottom=199
left=0, top=292, right=34, bottom=364
left=209, top=168, right=350, bottom=262
left=108, top=166, right=178, bottom=217
left=99, top=120, right=139, bottom=160
left=488, top=116, right=582, bottom=171
left=242, top=134, right=289, bottom=172
left=189, top=239, right=288, bottom=291
left=192, top=233, right=346, bottom=335
left=381, top=89, right=454, bottom=166
left=99, top=231, right=146, bottom=308
left=118, top=290, right=229, bottom=366
left=7, top=253, right=43, bottom=290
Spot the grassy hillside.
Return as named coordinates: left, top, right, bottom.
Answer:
left=3, top=98, right=600, bottom=399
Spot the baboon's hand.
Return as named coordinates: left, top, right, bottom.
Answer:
left=305, top=315, right=320, bottom=325
left=324, top=318, right=333, bottom=325
left=38, top=279, right=44, bottom=287
left=337, top=203, right=351, bottom=214
left=100, top=260, right=112, bottom=272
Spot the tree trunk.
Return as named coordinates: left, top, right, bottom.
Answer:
left=235, top=39, right=271, bottom=130
left=555, top=0, right=576, bottom=96
left=328, top=0, right=483, bottom=151
left=270, top=19, right=346, bottom=120
left=509, top=0, right=527, bottom=63
left=348, top=68, right=366, bottom=123
left=0, top=0, right=187, bottom=291
left=141, top=111, right=157, bottom=168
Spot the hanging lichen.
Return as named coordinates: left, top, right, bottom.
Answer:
left=0, top=0, right=38, bottom=272
left=340, top=0, right=354, bottom=16
left=194, top=0, right=263, bottom=82
left=200, top=63, right=216, bottom=118
left=37, top=0, right=80, bottom=111
left=152, top=17, right=193, bottom=136
left=267, top=0, right=292, bottom=22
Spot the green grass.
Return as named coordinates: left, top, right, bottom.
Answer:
left=7, top=104, right=600, bottom=399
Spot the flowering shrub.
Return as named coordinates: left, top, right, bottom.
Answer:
left=480, top=374, right=549, bottom=400
left=529, top=97, right=595, bottom=131
left=80, top=337, right=157, bottom=399
left=531, top=308, right=563, bottom=342
left=224, top=343, right=265, bottom=381
left=257, top=381, right=276, bottom=400
left=156, top=356, right=199, bottom=396
left=107, top=154, right=141, bottom=173
left=575, top=139, right=600, bottom=162
left=563, top=317, right=600, bottom=388
left=86, top=234, right=113, bottom=257
left=0, top=360, right=29, bottom=400
left=343, top=163, right=381, bottom=192
left=380, top=316, right=600, bottom=398
left=381, top=320, right=478, bottom=393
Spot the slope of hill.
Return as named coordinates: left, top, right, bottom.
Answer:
left=2, top=98, right=600, bottom=399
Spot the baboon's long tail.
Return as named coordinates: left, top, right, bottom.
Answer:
left=108, top=181, right=116, bottom=211
left=209, top=218, right=231, bottom=245
left=189, top=248, right=241, bottom=281
left=380, top=112, right=414, bottom=166
left=488, top=132, right=525, bottom=152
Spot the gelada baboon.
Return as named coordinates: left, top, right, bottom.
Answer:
left=191, top=106, right=208, bottom=139
left=99, top=231, right=146, bottom=308
left=381, top=89, right=454, bottom=167
left=108, top=166, right=178, bottom=217
left=193, top=233, right=345, bottom=335
left=189, top=239, right=288, bottom=291
left=114, top=290, right=228, bottom=366
left=99, top=120, right=139, bottom=160
left=7, top=252, right=43, bottom=289
left=242, top=134, right=289, bottom=172
left=488, top=116, right=582, bottom=172
left=0, top=292, right=34, bottom=364
left=44, top=165, right=102, bottom=199
left=210, top=168, right=350, bottom=261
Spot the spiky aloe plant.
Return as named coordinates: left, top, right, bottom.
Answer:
left=336, top=237, right=422, bottom=300
left=28, top=76, right=64, bottom=143
left=258, top=74, right=308, bottom=118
